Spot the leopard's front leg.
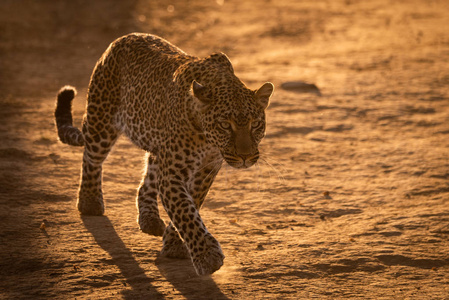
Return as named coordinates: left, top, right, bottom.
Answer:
left=160, top=221, right=189, bottom=259
left=159, top=177, right=224, bottom=275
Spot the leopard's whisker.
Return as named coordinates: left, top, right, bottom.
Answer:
left=259, top=155, right=288, bottom=172
left=197, top=158, right=223, bottom=173
left=259, top=155, right=289, bottom=181
left=203, top=161, right=222, bottom=183
left=254, top=161, right=265, bottom=197
left=259, top=157, right=286, bottom=184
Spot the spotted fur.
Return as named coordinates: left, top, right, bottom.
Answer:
left=55, top=33, right=273, bottom=275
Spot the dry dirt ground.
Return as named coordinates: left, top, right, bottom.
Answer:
left=1, top=0, right=449, bottom=299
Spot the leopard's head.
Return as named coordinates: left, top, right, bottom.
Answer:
left=191, top=54, right=274, bottom=169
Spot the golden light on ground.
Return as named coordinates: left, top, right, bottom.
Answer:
left=1, top=0, right=448, bottom=298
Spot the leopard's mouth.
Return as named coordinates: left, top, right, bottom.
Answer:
left=222, top=153, right=259, bottom=169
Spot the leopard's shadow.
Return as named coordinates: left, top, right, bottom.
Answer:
left=81, top=215, right=164, bottom=300
left=155, top=256, right=230, bottom=300
left=81, top=215, right=229, bottom=299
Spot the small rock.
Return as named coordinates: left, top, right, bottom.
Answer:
left=280, top=81, right=321, bottom=95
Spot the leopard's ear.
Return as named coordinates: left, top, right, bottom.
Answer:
left=208, top=52, right=234, bottom=73
left=192, top=81, right=212, bottom=105
left=255, top=82, right=274, bottom=109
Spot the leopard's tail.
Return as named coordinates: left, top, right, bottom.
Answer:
left=55, top=86, right=85, bottom=146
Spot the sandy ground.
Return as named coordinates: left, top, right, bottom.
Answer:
left=1, top=0, right=449, bottom=299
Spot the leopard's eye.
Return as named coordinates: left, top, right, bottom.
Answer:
left=218, top=121, right=231, bottom=130
left=251, top=120, right=262, bottom=129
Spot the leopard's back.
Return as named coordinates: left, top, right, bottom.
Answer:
left=88, top=33, right=195, bottom=152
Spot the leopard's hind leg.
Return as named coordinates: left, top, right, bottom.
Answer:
left=77, top=97, right=119, bottom=215
left=137, top=153, right=166, bottom=236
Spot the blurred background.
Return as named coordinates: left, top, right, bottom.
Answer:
left=3, top=0, right=448, bottom=98
left=1, top=0, right=449, bottom=298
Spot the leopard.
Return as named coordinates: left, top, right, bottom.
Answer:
left=54, top=33, right=273, bottom=276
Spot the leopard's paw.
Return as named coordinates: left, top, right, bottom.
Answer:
left=192, top=234, right=225, bottom=276
left=77, top=195, right=104, bottom=216
left=138, top=213, right=166, bottom=236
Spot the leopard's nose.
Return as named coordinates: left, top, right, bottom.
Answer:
left=239, top=153, right=259, bottom=163
left=235, top=129, right=252, bottom=156
left=238, top=153, right=252, bottom=160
